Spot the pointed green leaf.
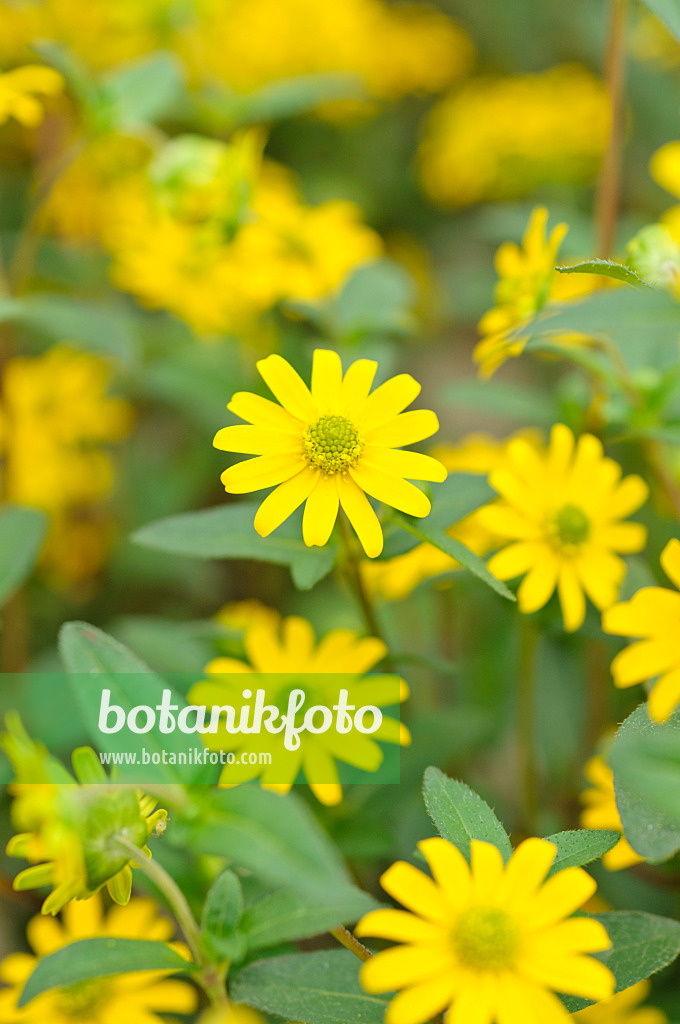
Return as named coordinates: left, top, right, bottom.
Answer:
left=556, top=260, right=650, bottom=288
left=242, top=885, right=379, bottom=951
left=543, top=829, right=620, bottom=875
left=0, top=505, right=48, bottom=606
left=422, top=767, right=512, bottom=862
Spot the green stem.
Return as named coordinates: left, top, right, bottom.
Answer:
left=330, top=925, right=373, bottom=963
left=518, top=620, right=539, bottom=836
left=336, top=514, right=395, bottom=670
left=595, top=0, right=628, bottom=259
left=114, top=837, right=229, bottom=1008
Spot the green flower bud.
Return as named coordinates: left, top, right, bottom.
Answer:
left=625, top=224, right=680, bottom=288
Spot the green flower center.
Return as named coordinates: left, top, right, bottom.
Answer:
left=302, top=415, right=363, bottom=475
left=551, top=504, right=591, bottom=548
left=451, top=905, right=521, bottom=971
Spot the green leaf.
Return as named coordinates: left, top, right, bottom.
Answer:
left=564, top=912, right=680, bottom=1012
left=179, top=786, right=353, bottom=896
left=396, top=516, right=515, bottom=601
left=327, top=260, right=416, bottom=340
left=58, top=621, right=213, bottom=785
left=196, top=72, right=364, bottom=129
left=242, top=885, right=379, bottom=951
left=102, top=52, right=184, bottom=128
left=5, top=294, right=138, bottom=362
left=639, top=0, right=680, bottom=42
left=422, top=767, right=513, bottom=862
left=543, top=829, right=620, bottom=875
left=201, top=869, right=246, bottom=962
left=132, top=503, right=337, bottom=591
left=19, top=938, right=192, bottom=1007
left=0, top=505, right=48, bottom=606
left=610, top=704, right=680, bottom=862
left=231, top=950, right=389, bottom=1024
left=556, top=260, right=650, bottom=288
left=443, top=378, right=556, bottom=425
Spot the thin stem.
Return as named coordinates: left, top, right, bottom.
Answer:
left=336, top=514, right=395, bottom=670
left=330, top=925, right=373, bottom=963
left=595, top=0, right=628, bottom=258
left=114, top=837, right=229, bottom=1008
left=517, top=620, right=539, bottom=836
left=645, top=439, right=680, bottom=523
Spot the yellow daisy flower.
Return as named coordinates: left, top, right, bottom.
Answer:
left=474, top=207, right=597, bottom=377
left=0, top=892, right=198, bottom=1023
left=480, top=424, right=648, bottom=632
left=573, top=980, right=667, bottom=1024
left=0, top=64, right=62, bottom=127
left=189, top=610, right=409, bottom=806
left=580, top=756, right=644, bottom=871
left=215, top=349, right=447, bottom=558
left=356, top=836, right=615, bottom=1024
left=603, top=538, right=680, bottom=722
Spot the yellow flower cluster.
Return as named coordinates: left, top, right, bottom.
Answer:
left=419, top=65, right=609, bottom=208
left=0, top=893, right=197, bottom=1023
left=0, top=0, right=473, bottom=105
left=101, top=136, right=382, bottom=336
left=474, top=207, right=598, bottom=377
left=0, top=64, right=62, bottom=127
left=0, top=346, right=132, bottom=584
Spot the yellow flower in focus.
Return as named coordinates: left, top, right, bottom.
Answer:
left=0, top=346, right=132, bottom=585
left=215, top=349, right=446, bottom=557
left=362, top=431, right=540, bottom=600
left=573, top=981, right=667, bottom=1024
left=480, top=424, right=648, bottom=632
left=0, top=893, right=198, bottom=1023
left=0, top=64, right=62, bottom=127
left=419, top=65, right=609, bottom=208
left=580, top=756, right=644, bottom=871
left=356, top=837, right=614, bottom=1024
left=189, top=610, right=409, bottom=805
left=603, top=538, right=680, bottom=722
left=474, top=207, right=598, bottom=377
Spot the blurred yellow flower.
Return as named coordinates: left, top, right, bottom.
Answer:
left=215, top=348, right=446, bottom=557
left=190, top=610, right=409, bottom=805
left=0, top=893, right=197, bottom=1023
left=419, top=65, right=609, bottom=208
left=648, top=141, right=680, bottom=245
left=0, top=345, right=132, bottom=584
left=356, top=836, right=614, bottom=1024
left=105, top=144, right=382, bottom=336
left=580, top=755, right=644, bottom=871
left=481, top=424, right=648, bottom=632
left=603, top=538, right=680, bottom=722
left=362, top=431, right=540, bottom=600
left=474, top=207, right=598, bottom=377
left=573, top=981, right=667, bottom=1024
left=0, top=64, right=62, bottom=127
left=199, top=1006, right=266, bottom=1024
left=3, top=716, right=166, bottom=914
left=214, top=599, right=280, bottom=636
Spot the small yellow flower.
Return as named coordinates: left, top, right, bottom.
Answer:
left=215, top=348, right=446, bottom=558
left=0, top=892, right=198, bottom=1023
left=356, top=836, right=614, bottom=1024
left=580, top=756, right=644, bottom=871
left=190, top=610, right=409, bottom=806
left=603, top=538, right=680, bottom=722
left=649, top=141, right=680, bottom=243
left=480, top=424, right=648, bottom=632
left=573, top=981, right=667, bottom=1024
left=474, top=207, right=597, bottom=377
left=0, top=64, right=62, bottom=127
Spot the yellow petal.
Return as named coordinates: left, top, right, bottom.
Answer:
left=368, top=410, right=440, bottom=448
left=384, top=973, right=459, bottom=1024
left=350, top=464, right=431, bottom=517
left=228, top=390, right=303, bottom=429
left=608, top=475, right=649, bottom=519
left=379, top=861, right=448, bottom=923
left=361, top=944, right=453, bottom=993
left=520, top=953, right=614, bottom=1001
left=338, top=474, right=383, bottom=557
left=486, top=542, right=540, bottom=580
left=340, top=358, right=378, bottom=413
left=257, top=354, right=314, bottom=421
left=611, top=638, right=678, bottom=685
left=532, top=917, right=611, bottom=955
left=524, top=867, right=596, bottom=930
left=661, top=537, right=680, bottom=589
left=311, top=349, right=343, bottom=413
left=254, top=468, right=319, bottom=536
left=418, top=837, right=471, bottom=908
left=650, top=140, right=680, bottom=198
left=500, top=838, right=556, bottom=908
left=221, top=453, right=302, bottom=493
left=557, top=562, right=586, bottom=632
left=356, top=908, right=442, bottom=944
left=575, top=550, right=625, bottom=611
left=516, top=553, right=558, bottom=614
left=446, top=976, right=495, bottom=1024
left=358, top=374, right=421, bottom=431
left=648, top=668, right=680, bottom=722
left=302, top=474, right=340, bottom=547
left=213, top=425, right=299, bottom=455
left=363, top=447, right=447, bottom=483
left=470, top=840, right=505, bottom=901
